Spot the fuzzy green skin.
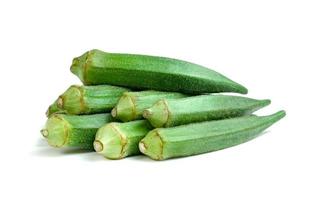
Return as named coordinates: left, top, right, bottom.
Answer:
left=56, top=85, right=129, bottom=115
left=112, top=91, right=187, bottom=122
left=144, top=95, right=271, bottom=128
left=42, top=113, right=113, bottom=149
left=46, top=100, right=66, bottom=117
left=70, top=49, right=248, bottom=95
left=94, top=120, right=152, bottom=159
left=140, top=111, right=286, bottom=160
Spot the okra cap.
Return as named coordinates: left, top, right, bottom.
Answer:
left=42, top=115, right=70, bottom=148
left=112, top=93, right=136, bottom=122
left=94, top=123, right=127, bottom=159
left=143, top=99, right=169, bottom=128
left=139, top=130, right=164, bottom=160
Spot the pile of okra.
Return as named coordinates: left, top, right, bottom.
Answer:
left=41, top=49, right=285, bottom=160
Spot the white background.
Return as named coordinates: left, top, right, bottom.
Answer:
left=0, top=0, right=317, bottom=199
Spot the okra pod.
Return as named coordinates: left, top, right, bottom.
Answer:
left=139, top=111, right=286, bottom=160
left=46, top=100, right=66, bottom=117
left=41, top=113, right=113, bottom=149
left=71, top=49, right=248, bottom=94
left=54, top=85, right=130, bottom=115
left=143, top=95, right=271, bottom=127
left=111, top=91, right=187, bottom=122
left=94, top=120, right=152, bottom=159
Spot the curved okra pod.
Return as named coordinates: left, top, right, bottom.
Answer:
left=111, top=91, right=187, bottom=122
left=71, top=49, right=248, bottom=94
left=139, top=110, right=286, bottom=160
left=143, top=95, right=271, bottom=127
left=41, top=113, right=113, bottom=149
left=94, top=120, right=152, bottom=159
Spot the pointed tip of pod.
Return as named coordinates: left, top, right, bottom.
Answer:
left=44, top=115, right=69, bottom=148
left=94, top=123, right=127, bottom=159
left=263, top=99, right=271, bottom=106
left=240, top=86, right=248, bottom=94
left=222, top=79, right=248, bottom=94
left=271, top=110, right=286, bottom=120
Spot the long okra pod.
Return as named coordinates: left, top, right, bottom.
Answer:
left=111, top=91, right=187, bottom=122
left=41, top=113, right=113, bottom=149
left=139, top=111, right=286, bottom=160
left=143, top=95, right=271, bottom=127
left=71, top=49, right=248, bottom=94
left=94, top=120, right=152, bottom=159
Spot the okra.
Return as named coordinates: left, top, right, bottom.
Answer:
left=41, top=113, right=113, bottom=149
left=139, top=110, right=286, bottom=160
left=46, top=100, right=66, bottom=117
left=111, top=91, right=187, bottom=122
left=54, top=85, right=130, bottom=115
left=94, top=120, right=152, bottom=159
left=71, top=49, right=248, bottom=94
left=143, top=95, right=271, bottom=127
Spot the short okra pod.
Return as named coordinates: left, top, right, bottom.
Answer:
left=41, top=113, right=113, bottom=149
left=51, top=85, right=130, bottom=115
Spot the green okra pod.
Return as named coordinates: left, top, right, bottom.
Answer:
left=71, top=49, right=248, bottom=94
left=111, top=91, right=187, bottom=122
left=94, top=120, right=152, bottom=159
left=143, top=95, right=271, bottom=127
left=139, top=110, right=286, bottom=160
left=41, top=113, right=113, bottom=149
left=46, top=99, right=66, bottom=117
left=50, top=85, right=130, bottom=115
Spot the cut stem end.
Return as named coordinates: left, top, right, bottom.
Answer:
left=142, top=109, right=152, bottom=119
left=93, top=140, right=104, bottom=152
left=139, top=141, right=147, bottom=153
left=57, top=97, right=63, bottom=108
left=41, top=129, right=49, bottom=138
left=111, top=108, right=117, bottom=117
